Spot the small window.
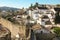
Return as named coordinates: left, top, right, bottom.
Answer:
left=45, top=21, right=52, bottom=25
left=42, top=15, right=49, bottom=19
left=59, top=12, right=60, bottom=16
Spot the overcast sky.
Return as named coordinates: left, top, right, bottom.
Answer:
left=0, top=0, right=60, bottom=8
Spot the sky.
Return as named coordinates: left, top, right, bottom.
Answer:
left=0, top=0, right=60, bottom=8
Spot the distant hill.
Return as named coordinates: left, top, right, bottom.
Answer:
left=0, top=6, right=20, bottom=11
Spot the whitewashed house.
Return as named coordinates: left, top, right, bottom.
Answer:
left=32, top=9, right=40, bottom=21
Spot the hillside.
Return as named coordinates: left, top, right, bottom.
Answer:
left=0, top=6, right=20, bottom=11
left=0, top=17, right=26, bottom=37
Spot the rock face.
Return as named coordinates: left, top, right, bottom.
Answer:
left=36, top=33, right=55, bottom=40
left=0, top=24, right=11, bottom=40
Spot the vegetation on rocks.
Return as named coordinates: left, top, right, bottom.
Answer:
left=53, top=27, right=60, bottom=37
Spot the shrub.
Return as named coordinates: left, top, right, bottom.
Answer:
left=53, top=27, right=60, bottom=37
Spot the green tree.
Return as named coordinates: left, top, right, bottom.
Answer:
left=34, top=2, right=39, bottom=8
left=29, top=3, right=33, bottom=8
left=57, top=4, right=60, bottom=7
left=53, top=27, right=60, bottom=37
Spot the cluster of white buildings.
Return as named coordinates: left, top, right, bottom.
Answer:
left=27, top=6, right=56, bottom=28
left=13, top=6, right=56, bottom=30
